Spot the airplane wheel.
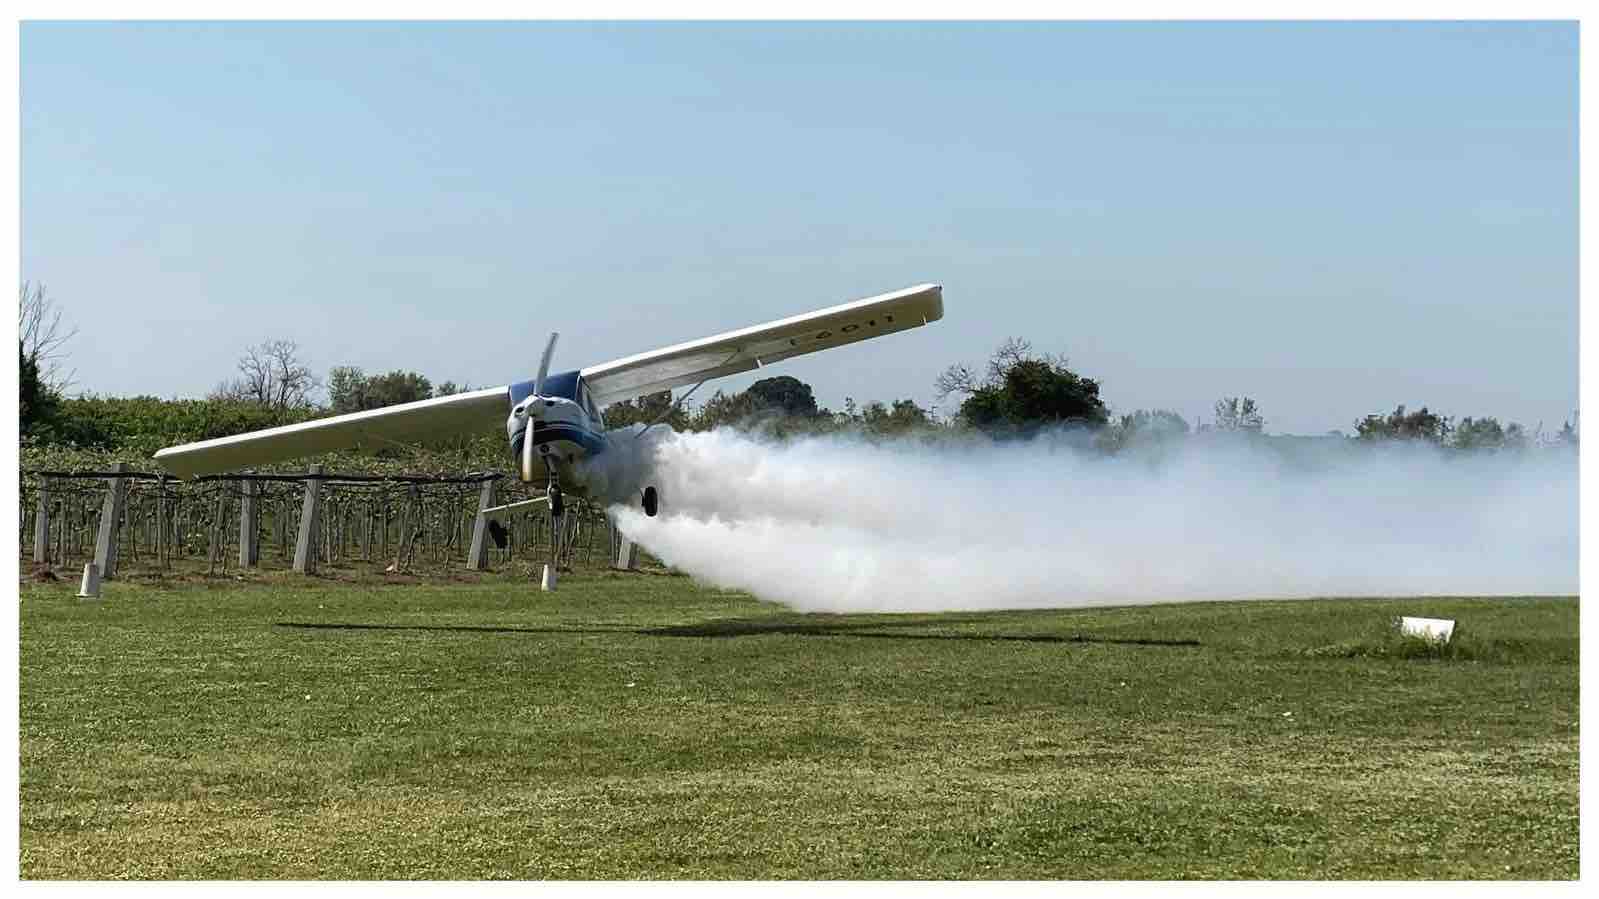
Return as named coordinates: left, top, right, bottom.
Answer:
left=548, top=484, right=564, bottom=518
left=642, top=485, right=659, bottom=517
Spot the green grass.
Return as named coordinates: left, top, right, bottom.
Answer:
left=18, top=569, right=1578, bottom=879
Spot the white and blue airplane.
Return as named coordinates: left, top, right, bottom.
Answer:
left=155, top=284, right=944, bottom=525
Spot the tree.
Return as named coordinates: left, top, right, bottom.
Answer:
left=363, top=370, right=433, bottom=409
left=20, top=340, right=58, bottom=436
left=685, top=376, right=830, bottom=434
left=937, top=338, right=1108, bottom=433
left=327, top=366, right=436, bottom=413
left=1451, top=416, right=1529, bottom=451
left=1098, top=409, right=1189, bottom=453
left=213, top=339, right=320, bottom=410
left=19, top=282, right=76, bottom=395
left=1211, top=397, right=1264, bottom=433
left=603, top=390, right=692, bottom=431
left=326, top=366, right=371, bottom=414
left=690, top=389, right=763, bottom=432
left=745, top=375, right=820, bottom=418
left=1355, top=405, right=1451, bottom=444
left=1557, top=414, right=1579, bottom=448
left=860, top=398, right=935, bottom=435
left=1452, top=416, right=1505, bottom=450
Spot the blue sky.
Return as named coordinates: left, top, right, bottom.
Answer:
left=20, top=21, right=1577, bottom=435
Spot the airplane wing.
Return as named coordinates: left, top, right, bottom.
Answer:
left=581, top=283, right=944, bottom=407
left=154, top=283, right=943, bottom=477
left=153, top=387, right=509, bottom=478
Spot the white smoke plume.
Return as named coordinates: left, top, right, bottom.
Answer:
left=595, top=426, right=1577, bottom=613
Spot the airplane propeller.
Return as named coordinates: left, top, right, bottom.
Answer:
left=521, top=332, right=559, bottom=483
left=534, top=332, right=559, bottom=397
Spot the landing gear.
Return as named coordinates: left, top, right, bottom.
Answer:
left=642, top=485, right=659, bottom=517
left=543, top=455, right=565, bottom=519
left=542, top=455, right=567, bottom=576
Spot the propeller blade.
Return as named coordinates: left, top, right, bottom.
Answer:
left=521, top=417, right=536, bottom=482
left=533, top=332, right=559, bottom=397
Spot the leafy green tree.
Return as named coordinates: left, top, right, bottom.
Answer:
left=1355, top=405, right=1452, bottom=444
left=936, top=338, right=1108, bottom=434
left=860, top=398, right=935, bottom=435
left=746, top=375, right=820, bottom=418
left=603, top=390, right=692, bottom=431
left=690, top=389, right=764, bottom=432
left=327, top=367, right=433, bottom=413
left=1452, top=416, right=1529, bottom=451
left=326, top=366, right=371, bottom=413
left=687, top=376, right=830, bottom=434
left=20, top=340, right=58, bottom=437
left=363, top=370, right=433, bottom=408
left=1452, top=416, right=1504, bottom=450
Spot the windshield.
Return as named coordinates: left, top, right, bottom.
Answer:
left=509, top=369, right=580, bottom=404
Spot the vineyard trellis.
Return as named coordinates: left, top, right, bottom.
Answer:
left=19, top=466, right=629, bottom=580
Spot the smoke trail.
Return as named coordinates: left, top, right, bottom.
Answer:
left=596, top=427, right=1577, bottom=612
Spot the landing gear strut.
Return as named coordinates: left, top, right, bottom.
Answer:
left=543, top=455, right=565, bottom=519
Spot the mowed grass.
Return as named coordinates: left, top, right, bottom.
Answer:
left=18, top=569, right=1578, bottom=880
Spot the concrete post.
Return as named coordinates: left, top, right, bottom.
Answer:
left=33, top=479, right=51, bottom=565
left=238, top=476, right=260, bottom=567
left=78, top=562, right=102, bottom=599
left=466, top=478, right=497, bottom=570
left=93, top=462, right=129, bottom=580
left=293, top=464, right=324, bottom=574
left=614, top=535, right=639, bottom=571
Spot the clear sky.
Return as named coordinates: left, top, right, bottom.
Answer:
left=20, top=21, right=1577, bottom=435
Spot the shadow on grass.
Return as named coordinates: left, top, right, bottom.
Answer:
left=273, top=617, right=1201, bottom=648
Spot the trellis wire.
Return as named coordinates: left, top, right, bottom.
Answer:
left=19, top=468, right=618, bottom=576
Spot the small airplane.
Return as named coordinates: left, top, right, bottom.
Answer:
left=155, top=284, right=944, bottom=540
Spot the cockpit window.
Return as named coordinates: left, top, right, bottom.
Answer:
left=578, top=381, right=603, bottom=427
left=509, top=370, right=580, bottom=404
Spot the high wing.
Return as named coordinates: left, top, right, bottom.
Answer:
left=153, top=387, right=508, bottom=478
left=154, top=283, right=944, bottom=478
left=581, top=283, right=944, bottom=407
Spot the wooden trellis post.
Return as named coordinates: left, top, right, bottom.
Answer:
left=391, top=485, right=420, bottom=571
left=156, top=477, right=168, bottom=570
left=33, top=479, right=51, bottom=565
left=209, top=489, right=226, bottom=575
left=466, top=477, right=496, bottom=570
left=293, top=465, right=324, bottom=574
left=94, top=462, right=130, bottom=580
left=238, top=476, right=260, bottom=567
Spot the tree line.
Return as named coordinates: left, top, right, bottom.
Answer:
left=19, top=283, right=1578, bottom=459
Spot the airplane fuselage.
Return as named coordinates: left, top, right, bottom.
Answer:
left=506, top=369, right=610, bottom=498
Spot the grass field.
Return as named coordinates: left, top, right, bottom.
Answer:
left=18, top=566, right=1579, bottom=880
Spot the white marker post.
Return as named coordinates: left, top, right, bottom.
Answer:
left=1398, top=616, right=1456, bottom=644
left=77, top=562, right=102, bottom=599
left=541, top=564, right=557, bottom=592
